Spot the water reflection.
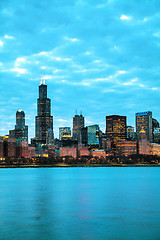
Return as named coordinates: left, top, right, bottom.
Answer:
left=0, top=167, right=160, bottom=240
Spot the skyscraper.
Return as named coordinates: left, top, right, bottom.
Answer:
left=136, top=111, right=152, bottom=142
left=106, top=115, right=126, bottom=149
left=73, top=114, right=84, bottom=143
left=87, top=125, right=100, bottom=146
left=35, top=80, right=53, bottom=144
left=9, top=110, right=28, bottom=141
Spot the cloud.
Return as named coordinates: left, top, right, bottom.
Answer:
left=10, top=67, right=28, bottom=74
left=0, top=40, right=4, bottom=47
left=4, top=35, right=15, bottom=39
left=64, top=37, right=79, bottom=42
left=120, top=15, right=132, bottom=20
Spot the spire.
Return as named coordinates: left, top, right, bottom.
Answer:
left=43, top=70, right=45, bottom=84
left=40, top=70, right=43, bottom=85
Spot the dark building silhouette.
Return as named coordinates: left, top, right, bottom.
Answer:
left=81, top=127, right=88, bottom=146
left=73, top=113, right=84, bottom=144
left=9, top=110, right=28, bottom=141
left=106, top=115, right=127, bottom=149
left=35, top=81, right=53, bottom=144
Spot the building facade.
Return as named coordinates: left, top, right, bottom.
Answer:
left=87, top=125, right=100, bottom=146
left=59, top=127, right=71, bottom=140
left=106, top=115, right=127, bottom=149
left=9, top=110, right=28, bottom=141
left=136, top=111, right=153, bottom=142
left=35, top=82, right=53, bottom=144
left=73, top=114, right=84, bottom=144
left=116, top=141, right=137, bottom=156
left=138, top=128, right=150, bottom=155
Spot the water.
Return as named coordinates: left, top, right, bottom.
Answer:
left=0, top=167, right=160, bottom=240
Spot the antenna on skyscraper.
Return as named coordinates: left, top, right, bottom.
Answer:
left=76, top=109, right=77, bottom=115
left=80, top=109, right=82, bottom=115
left=40, top=69, right=43, bottom=85
left=43, top=70, right=46, bottom=84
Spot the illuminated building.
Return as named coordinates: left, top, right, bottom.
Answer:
left=7, top=138, right=16, bottom=157
left=79, top=149, right=90, bottom=157
left=48, top=145, right=55, bottom=158
left=150, top=143, right=160, bottom=156
left=0, top=141, right=4, bottom=158
left=136, top=111, right=153, bottom=142
left=16, top=140, right=28, bottom=158
left=73, top=114, right=84, bottom=144
left=127, top=126, right=134, bottom=140
left=9, top=110, right=28, bottom=141
left=116, top=141, right=137, bottom=156
left=106, top=115, right=126, bottom=149
left=46, top=129, right=54, bottom=145
left=60, top=147, right=77, bottom=159
left=87, top=125, right=100, bottom=146
left=153, top=127, right=160, bottom=143
left=138, top=128, right=150, bottom=155
left=152, top=119, right=159, bottom=142
left=35, top=79, right=53, bottom=144
left=28, top=146, right=35, bottom=158
left=59, top=127, right=71, bottom=140
left=91, top=150, right=106, bottom=159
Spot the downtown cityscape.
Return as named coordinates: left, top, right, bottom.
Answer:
left=1, top=77, right=160, bottom=166
left=1, top=1, right=160, bottom=240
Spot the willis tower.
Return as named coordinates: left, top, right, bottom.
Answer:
left=35, top=78, right=53, bottom=144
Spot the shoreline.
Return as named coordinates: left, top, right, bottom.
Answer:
left=0, top=163, right=160, bottom=168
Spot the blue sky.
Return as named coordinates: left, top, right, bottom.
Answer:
left=0, top=0, right=160, bottom=140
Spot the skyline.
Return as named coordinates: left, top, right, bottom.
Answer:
left=1, top=0, right=160, bottom=139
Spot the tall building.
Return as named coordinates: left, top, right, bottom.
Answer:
left=106, top=115, right=127, bottom=149
left=9, top=110, right=28, bottom=141
left=59, top=127, right=71, bottom=140
left=87, top=125, right=100, bottom=146
left=136, top=111, right=152, bottom=142
left=73, top=114, right=84, bottom=144
left=35, top=80, right=53, bottom=144
left=138, top=128, right=150, bottom=155
left=127, top=126, right=134, bottom=140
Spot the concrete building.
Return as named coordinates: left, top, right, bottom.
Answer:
left=60, top=147, right=77, bottom=159
left=28, top=146, right=35, bottom=158
left=138, top=128, right=150, bottom=155
left=79, top=149, right=90, bottom=157
left=91, top=150, right=106, bottom=159
left=150, top=143, right=160, bottom=156
left=116, top=141, right=137, bottom=156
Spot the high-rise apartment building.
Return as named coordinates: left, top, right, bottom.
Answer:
left=73, top=114, right=84, bottom=143
left=136, top=111, right=152, bottom=142
left=106, top=115, right=126, bottom=149
left=35, top=81, right=53, bottom=144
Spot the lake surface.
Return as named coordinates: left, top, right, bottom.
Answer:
left=0, top=167, right=160, bottom=240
